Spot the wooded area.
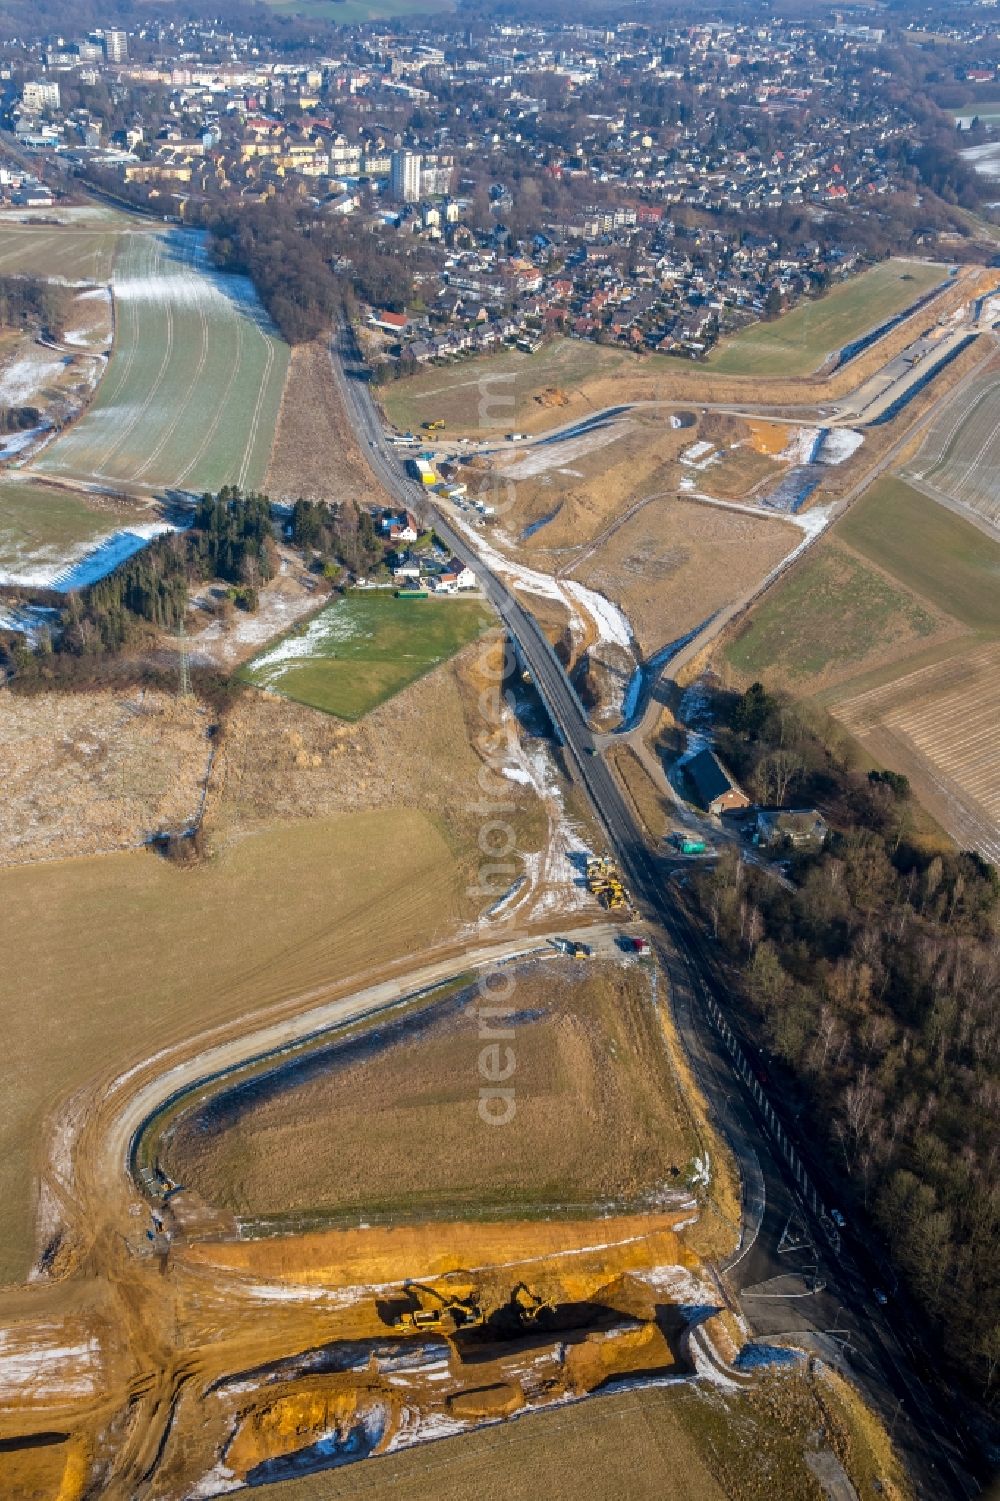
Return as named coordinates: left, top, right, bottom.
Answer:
left=0, top=275, right=69, bottom=342
left=694, top=684, right=1000, bottom=1404
left=202, top=202, right=416, bottom=344
left=0, top=489, right=400, bottom=682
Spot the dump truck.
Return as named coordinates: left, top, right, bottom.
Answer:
left=552, top=937, right=592, bottom=959
left=394, top=1281, right=483, bottom=1334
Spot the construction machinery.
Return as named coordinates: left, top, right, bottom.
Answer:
left=586, top=855, right=631, bottom=913
left=393, top=1281, right=483, bottom=1335
left=552, top=936, right=593, bottom=959
left=423, top=418, right=446, bottom=431
left=511, top=1282, right=555, bottom=1324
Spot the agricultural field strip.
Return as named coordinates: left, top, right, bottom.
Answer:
left=236, top=297, right=278, bottom=492
left=704, top=259, right=950, bottom=376
left=31, top=229, right=287, bottom=495
left=91, top=235, right=181, bottom=477
left=0, top=224, right=129, bottom=281
left=906, top=373, right=1000, bottom=522
left=835, top=646, right=1000, bottom=859
left=131, top=239, right=210, bottom=483
left=173, top=270, right=248, bottom=490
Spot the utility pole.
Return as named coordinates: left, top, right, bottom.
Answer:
left=177, top=617, right=191, bottom=699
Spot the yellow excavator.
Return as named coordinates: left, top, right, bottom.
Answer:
left=511, top=1282, right=555, bottom=1324
left=393, top=1281, right=483, bottom=1334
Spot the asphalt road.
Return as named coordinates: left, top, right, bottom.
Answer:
left=331, top=324, right=990, bottom=1499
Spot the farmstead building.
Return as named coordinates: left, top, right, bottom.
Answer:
left=686, top=748, right=750, bottom=816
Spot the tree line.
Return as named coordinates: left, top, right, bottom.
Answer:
left=288, top=497, right=385, bottom=578
left=692, top=683, right=1000, bottom=1405
left=204, top=204, right=344, bottom=345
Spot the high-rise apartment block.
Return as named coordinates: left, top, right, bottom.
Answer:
left=390, top=149, right=421, bottom=203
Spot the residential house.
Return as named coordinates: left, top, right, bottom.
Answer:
left=380, top=509, right=418, bottom=543
left=685, top=748, right=750, bottom=816
left=437, top=557, right=477, bottom=591
left=753, top=808, right=828, bottom=851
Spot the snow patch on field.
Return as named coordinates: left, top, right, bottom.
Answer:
left=0, top=422, right=49, bottom=457
left=818, top=427, right=864, bottom=464
left=188, top=576, right=321, bottom=667
left=564, top=578, right=633, bottom=649
left=0, top=601, right=59, bottom=640
left=492, top=732, right=593, bottom=922
left=386, top=1410, right=468, bottom=1452
left=0, top=520, right=177, bottom=591
left=451, top=512, right=634, bottom=651
left=0, top=1327, right=101, bottom=1400
left=498, top=420, right=631, bottom=479
left=188, top=1463, right=243, bottom=1498
left=112, top=235, right=277, bottom=333
left=243, top=602, right=363, bottom=687
left=780, top=426, right=823, bottom=465
left=0, top=352, right=66, bottom=404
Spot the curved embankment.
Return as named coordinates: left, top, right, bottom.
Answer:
left=39, top=923, right=618, bottom=1273
left=4, top=919, right=732, bottom=1499
left=398, top=264, right=997, bottom=445
left=128, top=972, right=475, bottom=1204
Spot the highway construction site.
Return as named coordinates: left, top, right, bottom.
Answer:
left=0, top=932, right=753, bottom=1499
left=4, top=260, right=999, bottom=1501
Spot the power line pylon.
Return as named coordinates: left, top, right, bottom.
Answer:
left=177, top=617, right=191, bottom=699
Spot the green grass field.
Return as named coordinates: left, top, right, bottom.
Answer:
left=725, top=472, right=1000, bottom=686
left=379, top=338, right=631, bottom=434
left=724, top=542, right=939, bottom=681
left=240, top=592, right=493, bottom=719
left=33, top=229, right=289, bottom=495
left=705, top=260, right=949, bottom=377
left=0, top=478, right=150, bottom=585
left=0, top=220, right=130, bottom=281
left=839, top=476, right=1000, bottom=631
